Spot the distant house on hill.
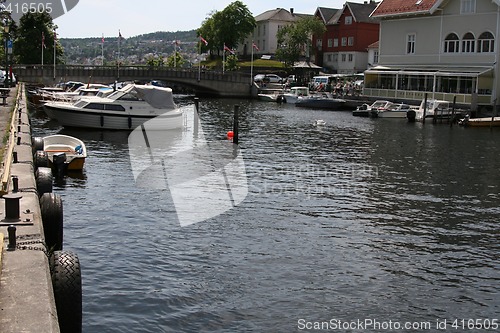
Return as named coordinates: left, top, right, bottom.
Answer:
left=239, top=8, right=311, bottom=57
left=312, top=1, right=380, bottom=74
left=364, top=0, right=499, bottom=111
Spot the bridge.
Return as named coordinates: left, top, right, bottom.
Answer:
left=12, top=65, right=258, bottom=98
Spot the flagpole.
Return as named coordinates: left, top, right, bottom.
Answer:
left=198, top=40, right=201, bottom=81
left=223, top=43, right=225, bottom=74
left=102, top=34, right=104, bottom=66
left=53, top=29, right=56, bottom=81
left=250, top=41, right=254, bottom=85
left=174, top=39, right=177, bottom=68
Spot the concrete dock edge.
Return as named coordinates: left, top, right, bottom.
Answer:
left=0, top=83, right=60, bottom=333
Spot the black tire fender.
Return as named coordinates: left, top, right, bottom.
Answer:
left=36, top=167, right=53, bottom=196
left=40, top=192, right=63, bottom=251
left=50, top=250, right=82, bottom=333
left=34, top=150, right=49, bottom=169
left=32, top=136, right=44, bottom=155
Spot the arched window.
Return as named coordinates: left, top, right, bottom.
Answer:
left=462, top=32, right=475, bottom=53
left=478, top=32, right=494, bottom=53
left=444, top=33, right=459, bottom=53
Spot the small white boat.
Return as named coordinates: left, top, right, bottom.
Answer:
left=413, top=99, right=466, bottom=122
left=459, top=115, right=500, bottom=127
left=258, top=93, right=280, bottom=102
left=314, top=119, right=326, bottom=126
left=42, top=134, right=87, bottom=171
left=352, top=100, right=392, bottom=117
left=44, top=84, right=184, bottom=130
left=280, top=87, right=310, bottom=104
left=376, top=103, right=414, bottom=118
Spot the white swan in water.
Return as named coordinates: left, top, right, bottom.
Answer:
left=314, top=119, right=326, bottom=126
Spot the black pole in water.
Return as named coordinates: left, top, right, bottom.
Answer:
left=194, top=98, right=199, bottom=136
left=422, top=93, right=428, bottom=124
left=233, top=105, right=239, bottom=145
left=451, top=95, right=457, bottom=127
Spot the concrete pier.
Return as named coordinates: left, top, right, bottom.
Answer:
left=0, top=84, right=60, bottom=332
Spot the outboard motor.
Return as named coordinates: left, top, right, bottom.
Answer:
left=407, top=110, right=416, bottom=123
left=52, top=152, right=68, bottom=177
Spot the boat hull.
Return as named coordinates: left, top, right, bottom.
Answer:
left=44, top=104, right=184, bottom=130
left=462, top=117, right=500, bottom=127
left=295, top=98, right=346, bottom=110
left=377, top=111, right=408, bottom=118
left=42, top=134, right=87, bottom=171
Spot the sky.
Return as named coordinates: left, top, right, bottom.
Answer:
left=53, top=0, right=352, bottom=38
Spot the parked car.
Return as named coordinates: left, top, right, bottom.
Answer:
left=253, top=74, right=283, bottom=84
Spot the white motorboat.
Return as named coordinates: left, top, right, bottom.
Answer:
left=375, top=103, right=414, bottom=118
left=352, top=100, right=392, bottom=117
left=44, top=84, right=184, bottom=130
left=413, top=98, right=462, bottom=122
left=280, top=87, right=309, bottom=104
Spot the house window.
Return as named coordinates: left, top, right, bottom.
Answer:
left=316, top=39, right=323, bottom=48
left=373, top=51, right=379, bottom=64
left=262, top=40, right=265, bottom=51
left=327, top=54, right=332, bottom=62
left=345, top=16, right=352, bottom=25
left=462, top=32, right=475, bottom=53
left=341, top=54, right=346, bottom=62
left=263, top=25, right=266, bottom=35
left=348, top=37, right=354, bottom=46
left=478, top=32, right=495, bottom=53
left=407, top=34, right=416, bottom=54
left=333, top=54, right=338, bottom=62
left=348, top=54, right=353, bottom=62
left=334, top=38, right=339, bottom=47
left=461, top=0, right=476, bottom=14
left=444, top=33, right=459, bottom=53
left=328, top=39, right=333, bottom=47
left=341, top=37, right=347, bottom=46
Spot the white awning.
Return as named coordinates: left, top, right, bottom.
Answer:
left=365, top=66, right=494, bottom=77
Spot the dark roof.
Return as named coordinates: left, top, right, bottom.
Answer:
left=315, top=7, right=339, bottom=23
left=328, top=1, right=379, bottom=24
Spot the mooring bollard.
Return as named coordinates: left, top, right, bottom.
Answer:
left=3, top=193, right=22, bottom=221
left=194, top=97, right=199, bottom=136
left=7, top=225, right=16, bottom=250
left=13, top=151, right=18, bottom=163
left=12, top=175, right=18, bottom=193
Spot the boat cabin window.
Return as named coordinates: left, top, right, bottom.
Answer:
left=118, top=90, right=144, bottom=102
left=83, top=103, right=126, bottom=111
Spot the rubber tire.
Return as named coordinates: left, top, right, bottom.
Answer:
left=50, top=250, right=82, bottom=333
left=36, top=167, right=53, bottom=196
left=32, top=136, right=44, bottom=155
left=40, top=192, right=63, bottom=251
left=34, top=150, right=49, bottom=169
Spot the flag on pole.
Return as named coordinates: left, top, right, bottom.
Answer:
left=252, top=41, right=259, bottom=51
left=224, top=44, right=235, bottom=55
left=102, top=34, right=105, bottom=43
left=200, top=36, right=208, bottom=46
left=42, top=32, right=46, bottom=48
left=119, top=30, right=124, bottom=40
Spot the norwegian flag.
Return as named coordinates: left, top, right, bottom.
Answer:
left=224, top=44, right=235, bottom=54
left=41, top=32, right=46, bottom=49
left=200, top=36, right=208, bottom=46
left=252, top=41, right=259, bottom=51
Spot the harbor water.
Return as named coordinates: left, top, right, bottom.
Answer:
left=31, top=98, right=499, bottom=332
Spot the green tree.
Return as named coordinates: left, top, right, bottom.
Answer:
left=224, top=54, right=239, bottom=71
left=146, top=55, right=164, bottom=68
left=198, top=1, right=255, bottom=55
left=14, top=12, right=63, bottom=65
left=166, top=51, right=185, bottom=68
left=276, top=17, right=326, bottom=68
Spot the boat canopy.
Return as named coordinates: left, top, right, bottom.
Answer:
left=112, top=84, right=177, bottom=109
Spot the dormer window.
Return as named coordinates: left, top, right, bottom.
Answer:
left=461, top=0, right=476, bottom=14
left=345, top=16, right=352, bottom=25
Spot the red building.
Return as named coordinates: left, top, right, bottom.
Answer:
left=313, top=1, right=380, bottom=74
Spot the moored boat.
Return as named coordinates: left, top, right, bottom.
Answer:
left=40, top=134, right=87, bottom=171
left=43, top=84, right=184, bottom=130
left=375, top=103, right=414, bottom=118
left=352, top=100, right=392, bottom=117
left=295, top=93, right=346, bottom=110
left=280, top=87, right=310, bottom=104
left=459, top=115, right=500, bottom=127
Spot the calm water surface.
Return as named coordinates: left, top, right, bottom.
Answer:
left=31, top=98, right=499, bottom=332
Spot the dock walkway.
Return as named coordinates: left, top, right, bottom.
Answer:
left=0, top=84, right=60, bottom=333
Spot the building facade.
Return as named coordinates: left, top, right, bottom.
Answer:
left=365, top=0, right=499, bottom=110
left=313, top=1, right=380, bottom=74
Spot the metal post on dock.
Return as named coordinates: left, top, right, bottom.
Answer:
left=194, top=97, right=199, bottom=137
left=491, top=99, right=497, bottom=130
left=422, top=93, right=427, bottom=124
left=233, top=105, right=239, bottom=145
left=450, top=95, right=457, bottom=127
